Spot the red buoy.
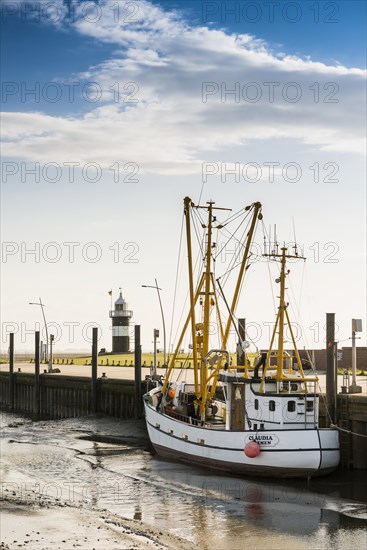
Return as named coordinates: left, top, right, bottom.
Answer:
left=244, top=441, right=261, bottom=458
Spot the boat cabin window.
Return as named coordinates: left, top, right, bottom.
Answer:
left=287, top=401, right=296, bottom=412
left=269, top=400, right=276, bottom=412
left=290, top=383, right=298, bottom=391
left=254, top=399, right=259, bottom=410
left=306, top=401, right=314, bottom=412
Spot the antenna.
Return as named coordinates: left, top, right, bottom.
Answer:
left=269, top=225, right=272, bottom=255
left=292, top=217, right=299, bottom=256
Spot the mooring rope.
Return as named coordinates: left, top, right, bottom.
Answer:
left=330, top=424, right=367, bottom=438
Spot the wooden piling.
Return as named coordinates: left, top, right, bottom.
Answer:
left=34, top=331, right=40, bottom=419
left=326, top=313, right=336, bottom=424
left=91, top=327, right=98, bottom=413
left=134, top=325, right=142, bottom=418
left=9, top=333, right=14, bottom=411
left=237, top=318, right=246, bottom=366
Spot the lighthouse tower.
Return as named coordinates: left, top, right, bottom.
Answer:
left=110, top=289, right=133, bottom=353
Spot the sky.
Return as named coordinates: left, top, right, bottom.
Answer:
left=1, top=0, right=366, bottom=355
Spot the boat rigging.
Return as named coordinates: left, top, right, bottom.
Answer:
left=143, top=197, right=340, bottom=478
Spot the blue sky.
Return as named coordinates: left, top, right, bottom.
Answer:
left=1, top=0, right=366, bottom=353
left=164, top=0, right=366, bottom=66
left=2, top=1, right=366, bottom=113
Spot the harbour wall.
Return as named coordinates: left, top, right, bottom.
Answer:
left=0, top=371, right=366, bottom=470
left=0, top=371, right=147, bottom=420
left=319, top=395, right=367, bottom=470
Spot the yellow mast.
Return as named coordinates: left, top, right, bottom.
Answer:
left=162, top=199, right=228, bottom=400
left=162, top=274, right=204, bottom=394
left=184, top=196, right=199, bottom=395
left=221, top=202, right=262, bottom=350
left=199, top=201, right=214, bottom=412
left=203, top=201, right=213, bottom=358
left=163, top=198, right=263, bottom=413
left=205, top=202, right=262, bottom=404
left=277, top=247, right=287, bottom=377
left=260, top=246, right=314, bottom=393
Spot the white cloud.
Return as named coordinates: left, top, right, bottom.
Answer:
left=1, top=0, right=366, bottom=174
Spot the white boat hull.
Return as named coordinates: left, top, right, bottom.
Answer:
left=144, top=402, right=340, bottom=478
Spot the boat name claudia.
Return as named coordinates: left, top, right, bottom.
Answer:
left=246, top=434, right=279, bottom=447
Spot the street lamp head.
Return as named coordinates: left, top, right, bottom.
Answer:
left=142, top=284, right=162, bottom=290
left=29, top=298, right=49, bottom=362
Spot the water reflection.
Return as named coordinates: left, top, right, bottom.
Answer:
left=100, top=451, right=366, bottom=547
left=1, top=413, right=366, bottom=549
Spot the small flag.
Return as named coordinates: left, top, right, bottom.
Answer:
left=108, top=290, right=112, bottom=296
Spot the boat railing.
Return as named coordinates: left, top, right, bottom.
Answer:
left=163, top=406, right=225, bottom=428
left=164, top=406, right=201, bottom=426
left=257, top=375, right=318, bottom=393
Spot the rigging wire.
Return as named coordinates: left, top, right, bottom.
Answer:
left=219, top=259, right=251, bottom=281
left=219, top=206, right=248, bottom=228
left=198, top=181, right=205, bottom=205
left=194, top=203, right=206, bottom=228
left=218, top=221, right=251, bottom=289
left=167, top=202, right=367, bottom=441
left=287, top=263, right=306, bottom=332
left=215, top=276, right=259, bottom=354
left=168, top=211, right=185, bottom=361
left=175, top=350, right=194, bottom=383
left=216, top=277, right=242, bottom=344
left=170, top=202, right=262, bottom=363
left=191, top=208, right=205, bottom=257
left=261, top=219, right=278, bottom=314
left=284, top=261, right=318, bottom=376
left=170, top=208, right=206, bottom=351
left=214, top=208, right=252, bottom=260
left=171, top=237, right=203, bottom=349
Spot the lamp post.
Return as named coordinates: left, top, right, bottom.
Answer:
left=142, top=279, right=167, bottom=367
left=29, top=298, right=50, bottom=370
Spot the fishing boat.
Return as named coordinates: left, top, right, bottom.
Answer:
left=143, top=197, right=340, bottom=478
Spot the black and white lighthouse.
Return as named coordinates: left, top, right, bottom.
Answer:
left=110, top=289, right=133, bottom=353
